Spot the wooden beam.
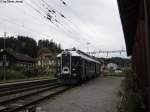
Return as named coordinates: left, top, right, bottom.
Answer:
left=144, top=0, right=150, bottom=111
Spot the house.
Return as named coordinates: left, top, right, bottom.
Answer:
left=0, top=49, right=36, bottom=68
left=38, top=52, right=56, bottom=66
left=107, top=63, right=118, bottom=71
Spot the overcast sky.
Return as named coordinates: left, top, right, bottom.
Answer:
left=0, top=0, right=127, bottom=58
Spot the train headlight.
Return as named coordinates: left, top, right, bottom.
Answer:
left=73, top=73, right=77, bottom=77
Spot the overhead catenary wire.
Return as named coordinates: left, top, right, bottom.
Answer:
left=25, top=0, right=83, bottom=41
left=29, top=0, right=70, bottom=30
left=37, top=0, right=78, bottom=34
left=24, top=0, right=84, bottom=42
left=38, top=0, right=97, bottom=50
left=25, top=0, right=76, bottom=35
left=39, top=0, right=90, bottom=41
left=26, top=1, right=85, bottom=43
left=49, top=0, right=94, bottom=43
left=43, top=0, right=83, bottom=31
left=24, top=1, right=73, bottom=38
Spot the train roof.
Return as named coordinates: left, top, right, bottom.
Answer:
left=57, top=49, right=101, bottom=64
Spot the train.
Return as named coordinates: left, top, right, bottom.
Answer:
left=56, top=48, right=101, bottom=84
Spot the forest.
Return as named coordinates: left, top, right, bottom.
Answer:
left=0, top=35, right=62, bottom=58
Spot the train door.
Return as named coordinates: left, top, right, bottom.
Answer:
left=61, top=52, right=71, bottom=75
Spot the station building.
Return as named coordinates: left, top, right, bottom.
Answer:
left=0, top=49, right=36, bottom=69
left=117, top=0, right=150, bottom=111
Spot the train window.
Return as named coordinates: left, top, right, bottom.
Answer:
left=62, top=53, right=70, bottom=67
left=72, top=57, right=80, bottom=67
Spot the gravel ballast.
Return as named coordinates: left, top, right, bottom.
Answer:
left=37, top=76, right=123, bottom=112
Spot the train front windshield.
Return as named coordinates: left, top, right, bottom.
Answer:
left=61, top=53, right=71, bottom=74
left=62, top=53, right=71, bottom=67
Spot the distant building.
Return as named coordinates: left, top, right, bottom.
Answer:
left=107, top=63, right=118, bottom=70
left=38, top=51, right=56, bottom=66
left=0, top=49, right=36, bottom=68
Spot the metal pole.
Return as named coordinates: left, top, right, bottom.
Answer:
left=3, top=55, right=6, bottom=80
left=86, top=42, right=90, bottom=54
left=3, top=32, right=6, bottom=80
left=4, top=32, right=6, bottom=50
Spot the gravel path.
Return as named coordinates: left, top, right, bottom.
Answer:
left=37, top=76, right=123, bottom=112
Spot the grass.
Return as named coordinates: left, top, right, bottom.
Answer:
left=104, top=75, right=120, bottom=79
left=0, top=66, right=56, bottom=83
left=0, top=69, right=27, bottom=80
left=104, top=71, right=125, bottom=77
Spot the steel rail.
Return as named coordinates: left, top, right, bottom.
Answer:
left=7, top=86, right=70, bottom=112
left=0, top=85, right=70, bottom=112
left=0, top=81, right=59, bottom=97
left=0, top=79, right=57, bottom=91
left=0, top=84, right=62, bottom=106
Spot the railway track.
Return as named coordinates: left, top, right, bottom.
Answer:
left=0, top=79, right=58, bottom=96
left=0, top=79, right=70, bottom=112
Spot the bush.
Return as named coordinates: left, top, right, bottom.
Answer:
left=0, top=65, right=55, bottom=81
left=117, top=69, right=145, bottom=112
left=6, top=70, right=27, bottom=80
left=11, top=66, right=23, bottom=71
left=0, top=69, right=27, bottom=80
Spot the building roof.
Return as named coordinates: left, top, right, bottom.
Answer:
left=57, top=49, right=101, bottom=64
left=0, top=49, right=36, bottom=63
left=117, top=0, right=140, bottom=55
